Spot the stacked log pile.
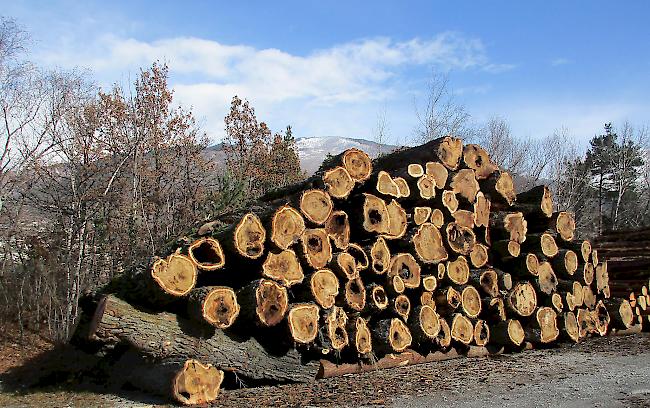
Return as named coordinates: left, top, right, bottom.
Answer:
left=82, top=136, right=637, bottom=405
left=595, top=227, right=650, bottom=298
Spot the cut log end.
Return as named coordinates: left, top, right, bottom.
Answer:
left=196, top=287, right=240, bottom=329
left=409, top=305, right=441, bottom=342
left=151, top=254, right=197, bottom=297
left=262, top=249, right=304, bottom=287
left=540, top=233, right=559, bottom=258
left=446, top=256, right=470, bottom=285
left=561, top=311, right=580, bottom=343
left=363, top=193, right=391, bottom=234
left=416, top=175, right=436, bottom=199
left=436, top=136, right=464, bottom=170
left=342, top=277, right=366, bottom=312
left=349, top=316, right=372, bottom=355
left=394, top=294, right=411, bottom=321
left=507, top=319, right=525, bottom=346
left=529, top=307, right=559, bottom=344
left=300, top=189, right=333, bottom=225
left=430, top=208, right=445, bottom=228
left=389, top=253, right=422, bottom=289
left=374, top=318, right=413, bottom=353
left=494, top=172, right=517, bottom=205
left=554, top=212, right=576, bottom=241
left=507, top=282, right=538, bottom=317
left=470, top=243, right=489, bottom=268
left=412, top=223, right=448, bottom=264
left=310, top=269, right=340, bottom=309
left=451, top=169, right=480, bottom=203
left=173, top=360, right=224, bottom=406
left=301, top=228, right=333, bottom=269
left=271, top=205, right=306, bottom=250
left=461, top=285, right=482, bottom=318
left=235, top=213, right=266, bottom=259
left=442, top=190, right=459, bottom=213
left=536, top=262, right=558, bottom=295
left=437, top=318, right=452, bottom=348
left=288, top=303, right=320, bottom=344
left=367, top=283, right=389, bottom=311
left=394, top=177, right=411, bottom=198
left=322, top=166, right=355, bottom=199
left=376, top=171, right=400, bottom=197
left=254, top=280, right=289, bottom=327
left=324, top=210, right=350, bottom=250
left=473, top=320, right=490, bottom=346
left=463, top=144, right=498, bottom=180
left=426, top=161, right=449, bottom=188
left=422, top=275, right=438, bottom=292
left=451, top=314, right=474, bottom=345
left=347, top=243, right=370, bottom=271
left=322, top=307, right=349, bottom=352
left=332, top=252, right=358, bottom=280
left=407, top=163, right=424, bottom=177
left=188, top=238, right=225, bottom=271
left=383, top=200, right=408, bottom=239
left=473, top=192, right=491, bottom=228
left=370, top=237, right=391, bottom=274
left=445, top=222, right=477, bottom=256
left=342, top=148, right=372, bottom=182
left=414, top=207, right=433, bottom=226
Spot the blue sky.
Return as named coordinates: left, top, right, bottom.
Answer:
left=4, top=1, right=650, bottom=147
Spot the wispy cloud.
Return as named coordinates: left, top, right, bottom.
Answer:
left=550, top=57, right=571, bottom=67
left=36, top=31, right=513, bottom=140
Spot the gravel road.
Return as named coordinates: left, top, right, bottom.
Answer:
left=1, top=333, right=649, bottom=407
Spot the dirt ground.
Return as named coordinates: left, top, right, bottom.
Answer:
left=0, top=333, right=649, bottom=407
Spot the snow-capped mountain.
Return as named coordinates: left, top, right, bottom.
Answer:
left=296, top=137, right=399, bottom=174
left=206, top=137, right=399, bottom=175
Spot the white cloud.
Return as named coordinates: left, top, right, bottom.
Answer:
left=36, top=31, right=512, bottom=141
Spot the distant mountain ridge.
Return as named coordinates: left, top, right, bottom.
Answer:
left=206, top=136, right=399, bottom=175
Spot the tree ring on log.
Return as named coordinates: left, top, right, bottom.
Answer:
left=388, top=253, right=421, bottom=289
left=554, top=211, right=575, bottom=241
left=347, top=243, right=369, bottom=271
left=463, top=144, right=498, bottom=180
left=370, top=237, right=391, bottom=274
left=349, top=316, right=372, bottom=355
left=342, top=148, right=372, bottom=182
left=422, top=275, right=438, bottom=292
left=362, top=193, right=391, bottom=234
left=254, top=279, right=289, bottom=327
left=408, top=163, right=424, bottom=177
left=262, top=249, right=304, bottom=287
left=300, top=189, right=333, bottom=225
left=235, top=213, right=266, bottom=259
left=507, top=282, right=537, bottom=317
left=376, top=171, right=400, bottom=197
left=416, top=175, right=436, bottom=199
left=435, top=136, right=463, bottom=170
left=474, top=192, right=491, bottom=227
left=322, top=166, right=355, bottom=199
left=367, top=283, right=389, bottom=311
left=451, top=169, right=480, bottom=203
left=151, top=254, right=197, bottom=297
left=425, top=161, right=449, bottom=188
left=414, top=207, right=432, bottom=225
left=562, top=311, right=580, bottom=342
left=288, top=303, right=320, bottom=344
left=310, top=269, right=339, bottom=309
left=495, top=172, right=517, bottom=205
left=323, top=306, right=349, bottom=351
left=343, top=277, right=366, bottom=312
left=394, top=177, right=411, bottom=198
left=332, top=252, right=358, bottom=280
left=536, top=262, right=558, bottom=295
left=173, top=360, right=224, bottom=406
left=412, top=223, right=448, bottom=264
left=198, top=287, right=240, bottom=329
left=430, top=208, right=444, bottom=228
left=324, top=210, right=350, bottom=250
left=473, top=319, right=490, bottom=346
left=442, top=190, right=459, bottom=212
left=451, top=313, right=474, bottom=345
left=383, top=200, right=408, bottom=239
left=394, top=294, right=411, bottom=321
left=301, top=228, right=333, bottom=269
left=446, top=256, right=470, bottom=285
left=461, top=286, right=482, bottom=318
left=188, top=238, right=225, bottom=271
left=446, top=223, right=476, bottom=256
left=271, top=205, right=306, bottom=250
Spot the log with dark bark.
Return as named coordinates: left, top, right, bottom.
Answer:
left=445, top=222, right=477, bottom=256
left=364, top=283, right=389, bottom=313
left=123, top=356, right=225, bottom=405
left=524, top=307, right=559, bottom=344
left=371, top=136, right=463, bottom=172
left=521, top=232, right=559, bottom=258
left=489, top=212, right=527, bottom=243
left=262, top=249, right=305, bottom=287
left=480, top=170, right=516, bottom=206
left=330, top=252, right=359, bottom=280
left=238, top=279, right=289, bottom=327
left=489, top=319, right=525, bottom=347
left=460, top=285, right=482, bottom=318
left=320, top=306, right=349, bottom=352
left=408, top=305, right=441, bottom=343
left=473, top=319, right=490, bottom=346
left=324, top=210, right=350, bottom=250
left=372, top=318, right=413, bottom=354
left=187, top=286, right=240, bottom=329
left=469, top=242, right=489, bottom=268
left=187, top=237, right=226, bottom=271
left=347, top=315, right=373, bottom=356
left=90, top=295, right=319, bottom=382
left=368, top=237, right=391, bottom=275
left=450, top=169, right=480, bottom=204
left=604, top=298, right=634, bottom=329
left=463, top=144, right=498, bottom=180
left=559, top=311, right=580, bottom=343
left=411, top=223, right=448, bottom=264
left=513, top=185, right=553, bottom=219
left=287, top=303, right=320, bottom=344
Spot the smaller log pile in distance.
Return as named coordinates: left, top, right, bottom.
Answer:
left=595, top=227, right=650, bottom=297
left=83, top=136, right=639, bottom=405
